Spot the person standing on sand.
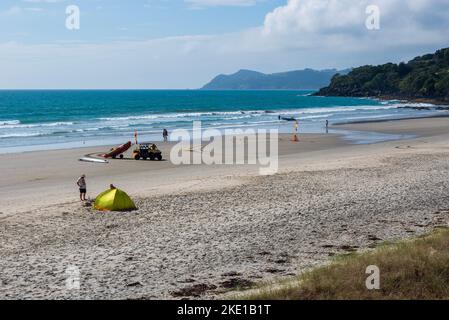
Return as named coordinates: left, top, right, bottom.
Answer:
left=77, top=174, right=87, bottom=202
left=163, top=129, right=169, bottom=142
left=326, top=120, right=329, bottom=133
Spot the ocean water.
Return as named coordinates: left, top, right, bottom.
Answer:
left=0, top=90, right=445, bottom=153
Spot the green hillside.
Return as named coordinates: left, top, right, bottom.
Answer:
left=316, top=47, right=449, bottom=102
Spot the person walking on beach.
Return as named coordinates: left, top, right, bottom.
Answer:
left=326, top=120, right=329, bottom=133
left=163, top=129, right=169, bottom=142
left=77, top=174, right=87, bottom=201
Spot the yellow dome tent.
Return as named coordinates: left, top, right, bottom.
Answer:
left=94, top=188, right=137, bottom=211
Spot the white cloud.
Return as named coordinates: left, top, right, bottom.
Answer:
left=263, top=0, right=449, bottom=38
left=1, top=0, right=448, bottom=89
left=264, top=0, right=364, bottom=34
left=256, top=0, right=449, bottom=61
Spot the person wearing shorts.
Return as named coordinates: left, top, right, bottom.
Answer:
left=77, top=174, right=87, bottom=201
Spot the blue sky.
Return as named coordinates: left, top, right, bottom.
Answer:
left=0, top=0, right=448, bottom=89
left=0, top=0, right=284, bottom=43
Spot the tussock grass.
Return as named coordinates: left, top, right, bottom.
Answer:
left=239, top=228, right=449, bottom=300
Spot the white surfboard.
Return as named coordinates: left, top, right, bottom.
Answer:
left=79, top=157, right=109, bottom=164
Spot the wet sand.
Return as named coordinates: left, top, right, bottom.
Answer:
left=1, top=119, right=449, bottom=299
left=336, top=116, right=449, bottom=136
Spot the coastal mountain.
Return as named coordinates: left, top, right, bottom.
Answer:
left=316, top=47, right=449, bottom=102
left=201, top=68, right=350, bottom=90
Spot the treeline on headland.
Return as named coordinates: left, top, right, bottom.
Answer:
left=316, top=47, right=449, bottom=102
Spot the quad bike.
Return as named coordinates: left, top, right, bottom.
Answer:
left=132, top=143, right=163, bottom=161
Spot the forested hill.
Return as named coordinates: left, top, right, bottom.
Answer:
left=316, top=47, right=449, bottom=102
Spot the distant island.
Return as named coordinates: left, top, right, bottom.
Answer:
left=201, top=68, right=350, bottom=90
left=316, top=47, right=449, bottom=103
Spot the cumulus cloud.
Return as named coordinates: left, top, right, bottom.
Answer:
left=263, top=0, right=449, bottom=39
left=264, top=0, right=365, bottom=34
left=259, top=0, right=449, bottom=56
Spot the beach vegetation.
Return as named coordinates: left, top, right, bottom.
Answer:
left=237, top=228, right=449, bottom=300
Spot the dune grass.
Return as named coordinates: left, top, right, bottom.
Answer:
left=239, top=228, right=449, bottom=300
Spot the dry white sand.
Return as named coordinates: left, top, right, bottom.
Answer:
left=1, top=119, right=449, bottom=299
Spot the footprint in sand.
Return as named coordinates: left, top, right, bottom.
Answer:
left=171, top=283, right=217, bottom=298
left=221, top=271, right=242, bottom=277
left=126, top=281, right=143, bottom=287
left=220, top=278, right=254, bottom=290
left=368, top=235, right=382, bottom=241
left=265, top=268, right=283, bottom=274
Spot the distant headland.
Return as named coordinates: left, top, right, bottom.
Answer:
left=201, top=68, right=350, bottom=90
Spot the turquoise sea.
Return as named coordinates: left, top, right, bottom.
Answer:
left=0, top=90, right=444, bottom=153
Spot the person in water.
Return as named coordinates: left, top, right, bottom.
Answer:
left=77, top=174, right=87, bottom=201
left=163, top=129, right=169, bottom=142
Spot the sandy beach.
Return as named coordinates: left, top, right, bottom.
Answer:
left=1, top=117, right=449, bottom=299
